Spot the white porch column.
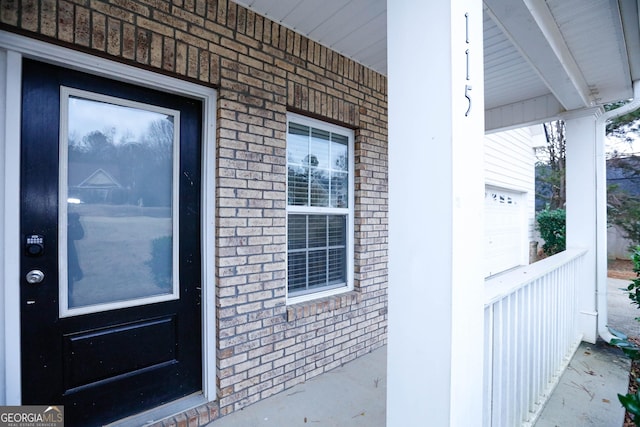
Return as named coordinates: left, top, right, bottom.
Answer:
left=564, top=109, right=603, bottom=344
left=387, top=1, right=485, bottom=426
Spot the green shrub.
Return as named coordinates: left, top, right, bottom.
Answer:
left=624, top=246, right=640, bottom=308
left=536, top=208, right=566, bottom=256
left=612, top=246, right=640, bottom=425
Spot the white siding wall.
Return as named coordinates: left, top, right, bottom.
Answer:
left=484, top=126, right=538, bottom=274
left=485, top=126, right=537, bottom=241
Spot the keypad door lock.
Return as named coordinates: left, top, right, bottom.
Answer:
left=25, top=234, right=44, bottom=257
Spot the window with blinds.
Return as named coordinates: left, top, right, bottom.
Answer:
left=286, top=115, right=353, bottom=300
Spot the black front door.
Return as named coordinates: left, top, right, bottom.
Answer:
left=20, top=59, right=202, bottom=426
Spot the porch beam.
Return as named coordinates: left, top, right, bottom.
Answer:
left=484, top=0, right=594, bottom=111
left=387, top=1, right=485, bottom=425
left=485, top=93, right=564, bottom=132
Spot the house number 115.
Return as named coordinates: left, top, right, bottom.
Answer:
left=465, top=12, right=472, bottom=117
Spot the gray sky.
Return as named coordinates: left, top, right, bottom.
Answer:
left=68, top=96, right=171, bottom=145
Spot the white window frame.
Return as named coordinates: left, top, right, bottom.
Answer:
left=286, top=113, right=355, bottom=304
left=59, top=87, right=182, bottom=318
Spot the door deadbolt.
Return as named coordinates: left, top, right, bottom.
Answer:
left=26, top=270, right=45, bottom=284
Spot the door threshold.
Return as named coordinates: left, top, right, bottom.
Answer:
left=106, top=392, right=208, bottom=427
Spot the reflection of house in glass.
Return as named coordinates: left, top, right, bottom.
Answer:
left=69, top=164, right=124, bottom=204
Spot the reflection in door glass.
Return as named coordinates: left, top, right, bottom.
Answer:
left=63, top=93, right=179, bottom=312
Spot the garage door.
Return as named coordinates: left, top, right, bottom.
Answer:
left=484, top=187, right=525, bottom=277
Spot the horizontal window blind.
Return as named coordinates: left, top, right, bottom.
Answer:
left=287, top=123, right=349, bottom=209
left=287, top=214, right=347, bottom=295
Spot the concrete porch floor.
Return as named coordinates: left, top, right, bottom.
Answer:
left=207, top=346, right=386, bottom=427
left=206, top=277, right=637, bottom=427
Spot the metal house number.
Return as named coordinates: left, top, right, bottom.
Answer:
left=465, top=12, right=472, bottom=117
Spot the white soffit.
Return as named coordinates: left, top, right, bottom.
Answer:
left=620, top=0, right=640, bottom=82
left=546, top=0, right=633, bottom=105
left=233, top=0, right=638, bottom=129
left=484, top=0, right=593, bottom=111
left=483, top=11, right=552, bottom=111
left=233, top=0, right=387, bottom=75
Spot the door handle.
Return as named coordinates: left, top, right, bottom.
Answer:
left=26, top=270, right=45, bottom=284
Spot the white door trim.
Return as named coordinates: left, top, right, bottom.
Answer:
left=0, top=30, right=217, bottom=406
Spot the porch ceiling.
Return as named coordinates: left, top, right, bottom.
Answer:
left=233, top=0, right=640, bottom=131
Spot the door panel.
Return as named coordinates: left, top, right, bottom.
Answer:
left=63, top=316, right=177, bottom=391
left=20, top=59, right=202, bottom=426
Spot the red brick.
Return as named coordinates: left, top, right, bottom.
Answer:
left=41, top=0, right=56, bottom=37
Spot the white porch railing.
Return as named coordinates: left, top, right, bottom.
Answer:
left=483, top=248, right=587, bottom=427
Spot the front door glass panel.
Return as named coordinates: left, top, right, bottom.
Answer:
left=59, top=87, right=180, bottom=317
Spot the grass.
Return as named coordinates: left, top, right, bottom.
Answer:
left=69, top=204, right=173, bottom=308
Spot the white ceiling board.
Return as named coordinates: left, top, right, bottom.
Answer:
left=232, top=0, right=639, bottom=129
left=483, top=11, right=551, bottom=110
left=234, top=0, right=387, bottom=74
left=547, top=0, right=633, bottom=104
left=620, top=0, right=640, bottom=82
left=484, top=0, right=591, bottom=110
left=307, top=0, right=385, bottom=44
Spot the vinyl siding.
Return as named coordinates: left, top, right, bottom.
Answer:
left=485, top=126, right=537, bottom=242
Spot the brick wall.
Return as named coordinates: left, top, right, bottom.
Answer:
left=1, top=0, right=388, bottom=424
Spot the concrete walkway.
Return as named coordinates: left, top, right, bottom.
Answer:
left=608, top=277, right=640, bottom=339
left=533, top=277, right=637, bottom=427
left=533, top=341, right=630, bottom=427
